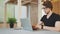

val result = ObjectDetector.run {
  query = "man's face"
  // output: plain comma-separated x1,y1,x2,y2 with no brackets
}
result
42,6,50,14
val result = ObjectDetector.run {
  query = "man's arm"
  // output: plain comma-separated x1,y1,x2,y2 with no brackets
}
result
35,21,44,29
37,21,44,25
43,21,60,32
32,21,44,30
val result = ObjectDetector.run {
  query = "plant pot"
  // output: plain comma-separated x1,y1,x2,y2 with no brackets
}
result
10,23,14,28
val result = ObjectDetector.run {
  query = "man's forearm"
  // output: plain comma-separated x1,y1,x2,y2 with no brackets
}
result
43,26,60,31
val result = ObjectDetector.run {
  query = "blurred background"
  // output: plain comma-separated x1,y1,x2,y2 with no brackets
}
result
0,0,60,28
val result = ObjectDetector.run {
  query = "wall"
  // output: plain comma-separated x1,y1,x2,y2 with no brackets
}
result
0,0,15,23
52,1,60,15
6,4,15,21
0,0,15,28
30,4,38,25
38,0,42,23
0,0,5,22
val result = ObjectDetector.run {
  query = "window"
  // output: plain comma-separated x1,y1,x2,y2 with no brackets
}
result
15,5,27,19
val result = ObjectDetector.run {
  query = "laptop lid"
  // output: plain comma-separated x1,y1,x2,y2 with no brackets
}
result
20,18,33,31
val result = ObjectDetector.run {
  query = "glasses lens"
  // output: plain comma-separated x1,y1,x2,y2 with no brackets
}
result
42,7,46,9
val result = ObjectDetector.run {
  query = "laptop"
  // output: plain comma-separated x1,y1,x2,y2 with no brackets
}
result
20,18,49,31
20,18,33,31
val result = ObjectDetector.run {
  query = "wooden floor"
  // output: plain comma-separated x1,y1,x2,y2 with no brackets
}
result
0,23,17,28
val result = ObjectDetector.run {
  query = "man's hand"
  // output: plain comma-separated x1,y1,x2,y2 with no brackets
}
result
32,25,38,30
32,24,42,30
32,21,44,30
36,24,42,29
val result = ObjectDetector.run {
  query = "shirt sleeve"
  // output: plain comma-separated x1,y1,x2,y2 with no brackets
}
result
40,15,46,21
55,15,60,21
57,16,60,21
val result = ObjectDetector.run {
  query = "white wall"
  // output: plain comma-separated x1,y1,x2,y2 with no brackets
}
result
38,0,42,23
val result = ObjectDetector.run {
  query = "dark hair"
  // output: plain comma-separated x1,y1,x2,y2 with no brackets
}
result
42,1,53,10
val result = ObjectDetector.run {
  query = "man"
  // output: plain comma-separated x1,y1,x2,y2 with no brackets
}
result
33,1,60,32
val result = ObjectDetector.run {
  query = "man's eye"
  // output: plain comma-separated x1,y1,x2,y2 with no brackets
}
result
42,8,46,9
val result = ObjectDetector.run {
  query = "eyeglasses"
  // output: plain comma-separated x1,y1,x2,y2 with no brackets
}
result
42,7,47,9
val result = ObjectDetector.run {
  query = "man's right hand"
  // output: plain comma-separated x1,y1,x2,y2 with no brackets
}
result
32,24,42,30
32,25,38,30
32,21,44,30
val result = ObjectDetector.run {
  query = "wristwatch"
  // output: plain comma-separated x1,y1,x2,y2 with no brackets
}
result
41,25,43,29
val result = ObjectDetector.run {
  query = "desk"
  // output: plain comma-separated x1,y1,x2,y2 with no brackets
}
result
0,28,60,34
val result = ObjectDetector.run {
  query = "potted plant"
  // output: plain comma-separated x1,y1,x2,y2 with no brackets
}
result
7,18,17,28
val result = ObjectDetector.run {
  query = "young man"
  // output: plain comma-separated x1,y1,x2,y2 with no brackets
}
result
33,1,60,32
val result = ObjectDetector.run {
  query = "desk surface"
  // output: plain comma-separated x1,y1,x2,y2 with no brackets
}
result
0,28,60,34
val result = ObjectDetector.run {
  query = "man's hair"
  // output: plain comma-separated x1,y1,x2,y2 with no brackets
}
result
42,1,53,10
